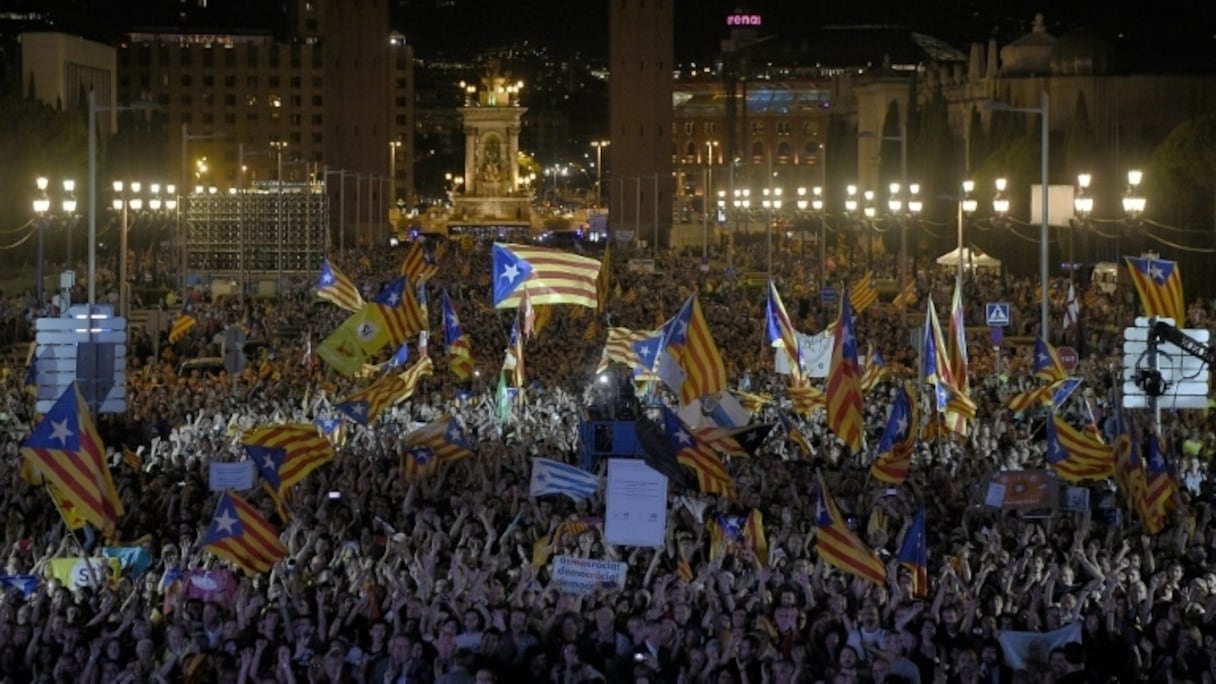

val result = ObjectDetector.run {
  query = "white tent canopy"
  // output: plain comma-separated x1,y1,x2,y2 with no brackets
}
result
936,246,1001,270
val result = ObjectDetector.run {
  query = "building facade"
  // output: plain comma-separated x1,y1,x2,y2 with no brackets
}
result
109,0,412,247
20,32,118,128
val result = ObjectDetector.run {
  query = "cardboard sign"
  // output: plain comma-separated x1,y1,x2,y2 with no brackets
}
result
209,461,256,492
986,470,1058,511
550,556,627,596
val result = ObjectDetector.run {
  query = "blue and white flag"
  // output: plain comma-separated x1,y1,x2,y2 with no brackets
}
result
1051,377,1083,407
998,621,1081,672
383,342,411,372
0,575,39,598
530,457,600,501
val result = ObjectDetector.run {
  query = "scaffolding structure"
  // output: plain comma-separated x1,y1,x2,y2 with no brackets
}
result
183,182,328,279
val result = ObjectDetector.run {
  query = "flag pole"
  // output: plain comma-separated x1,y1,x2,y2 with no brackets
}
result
43,482,106,588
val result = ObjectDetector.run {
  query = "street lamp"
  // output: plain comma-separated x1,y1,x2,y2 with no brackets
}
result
1120,169,1147,260
1123,170,1146,218
887,182,923,285
762,186,783,278
732,189,751,234
960,180,978,285
1070,173,1094,283
32,178,52,308
844,184,859,268
389,139,403,206
862,189,877,272
143,183,176,288
591,140,609,208
112,180,146,318
986,91,1050,340
702,140,718,260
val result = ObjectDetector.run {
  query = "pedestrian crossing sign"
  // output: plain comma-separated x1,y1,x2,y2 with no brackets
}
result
985,302,1010,327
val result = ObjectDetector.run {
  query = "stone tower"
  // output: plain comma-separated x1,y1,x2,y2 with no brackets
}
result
451,61,531,223
609,0,674,246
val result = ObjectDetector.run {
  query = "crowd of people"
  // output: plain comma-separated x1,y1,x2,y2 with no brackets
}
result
0,235,1214,684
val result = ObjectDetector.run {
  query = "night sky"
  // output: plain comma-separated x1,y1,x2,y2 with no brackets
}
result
13,0,1216,67
397,0,1216,65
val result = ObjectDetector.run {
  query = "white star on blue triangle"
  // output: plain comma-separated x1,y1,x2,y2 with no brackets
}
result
375,277,408,307
25,385,84,452
204,493,244,544
491,244,535,306
245,445,285,489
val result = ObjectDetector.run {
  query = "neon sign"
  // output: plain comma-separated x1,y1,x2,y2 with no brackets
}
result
726,14,762,27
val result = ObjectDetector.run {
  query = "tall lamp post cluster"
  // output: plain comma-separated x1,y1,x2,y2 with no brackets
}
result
1070,169,1148,264
886,183,923,286
112,181,177,318
32,177,78,310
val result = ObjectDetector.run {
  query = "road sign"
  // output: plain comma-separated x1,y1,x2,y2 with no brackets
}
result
34,306,126,414
991,326,1003,347
1057,346,1079,372
985,302,1010,327
820,287,837,304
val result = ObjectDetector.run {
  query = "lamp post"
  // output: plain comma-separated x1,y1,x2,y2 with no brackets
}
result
112,181,146,319
886,182,922,284
33,179,82,312
60,180,79,309
702,140,718,260
959,180,978,286
1071,173,1094,284
991,178,1012,285
146,183,177,289
32,178,52,308
732,189,751,233
591,141,609,208
844,184,859,269
862,189,877,273
987,92,1050,339
389,139,402,208
1121,170,1146,258
762,186,783,278
794,186,829,325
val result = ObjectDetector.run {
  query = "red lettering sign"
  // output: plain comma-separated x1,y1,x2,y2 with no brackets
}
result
726,14,762,27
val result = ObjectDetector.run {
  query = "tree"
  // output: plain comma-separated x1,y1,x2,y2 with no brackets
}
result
0,91,88,265
909,92,956,205
1148,115,1216,231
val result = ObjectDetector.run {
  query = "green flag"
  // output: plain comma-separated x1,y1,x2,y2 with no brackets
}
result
317,319,367,376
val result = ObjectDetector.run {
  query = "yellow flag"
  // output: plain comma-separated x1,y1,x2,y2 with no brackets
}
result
531,534,552,568
534,305,554,336
47,557,122,590
317,320,367,377
350,304,391,356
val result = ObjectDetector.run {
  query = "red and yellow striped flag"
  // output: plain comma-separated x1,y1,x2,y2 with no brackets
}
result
826,294,865,454
21,384,123,539
892,279,917,309
815,473,885,586
848,271,879,314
